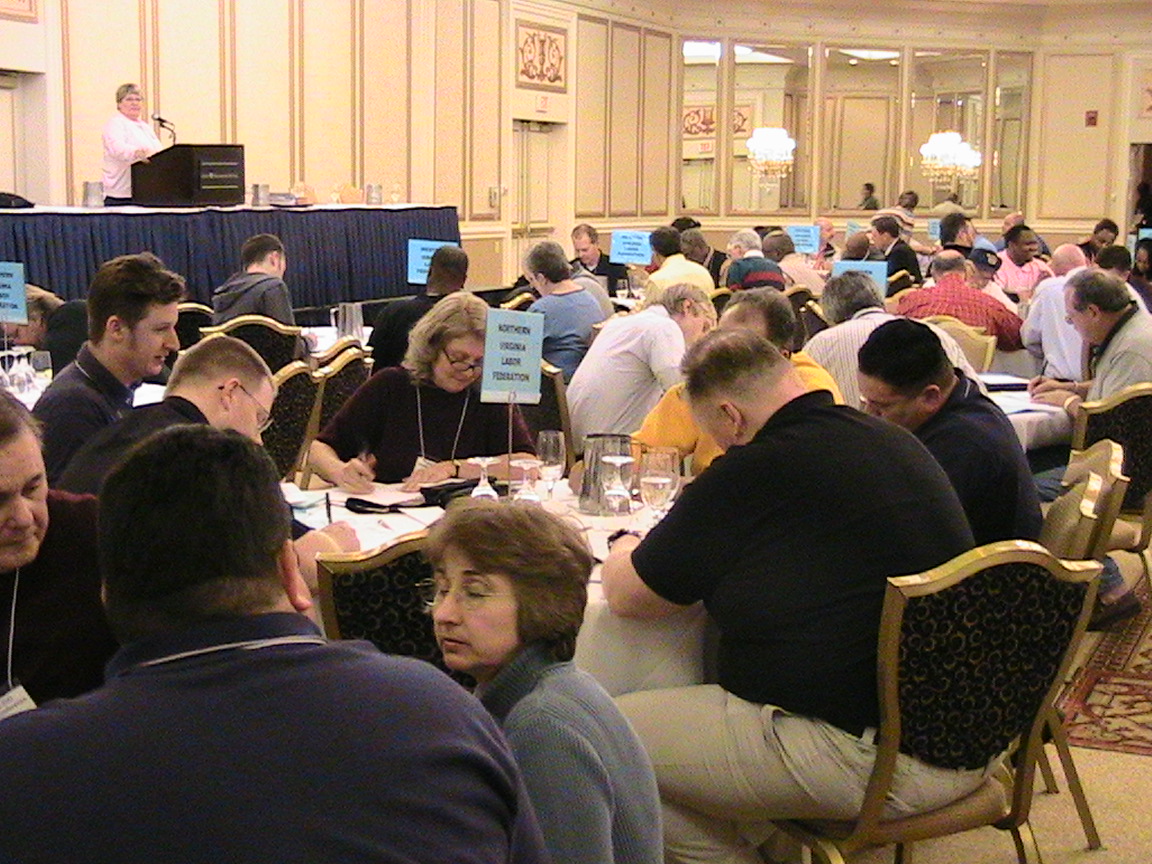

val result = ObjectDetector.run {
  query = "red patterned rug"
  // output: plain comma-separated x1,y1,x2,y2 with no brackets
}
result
1061,580,1152,756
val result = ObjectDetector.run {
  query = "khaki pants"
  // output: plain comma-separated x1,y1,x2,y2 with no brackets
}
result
616,685,988,864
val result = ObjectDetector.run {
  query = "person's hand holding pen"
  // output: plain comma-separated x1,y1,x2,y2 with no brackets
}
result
337,451,377,494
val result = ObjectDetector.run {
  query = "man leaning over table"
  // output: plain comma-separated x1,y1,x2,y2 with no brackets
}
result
0,425,548,864
603,329,978,864
1030,268,1152,628
32,252,183,483
55,335,357,599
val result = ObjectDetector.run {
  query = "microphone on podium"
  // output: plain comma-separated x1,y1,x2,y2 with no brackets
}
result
151,113,174,128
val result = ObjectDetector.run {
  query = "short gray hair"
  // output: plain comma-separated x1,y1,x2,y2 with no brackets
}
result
683,329,790,403
821,271,882,324
646,282,715,323
1068,269,1132,314
681,228,710,259
728,229,762,255
523,241,571,284
115,83,141,104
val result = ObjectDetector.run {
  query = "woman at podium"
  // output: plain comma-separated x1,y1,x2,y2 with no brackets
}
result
101,83,162,206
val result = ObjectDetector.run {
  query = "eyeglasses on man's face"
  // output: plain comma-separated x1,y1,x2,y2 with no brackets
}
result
221,382,274,432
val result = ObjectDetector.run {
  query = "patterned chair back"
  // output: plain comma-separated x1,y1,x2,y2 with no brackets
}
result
708,287,733,317
264,361,322,479
798,300,830,346
884,541,1098,773
783,286,813,352
1074,383,1152,511
317,533,465,682
201,314,303,373
316,347,373,434
516,360,576,471
175,303,213,350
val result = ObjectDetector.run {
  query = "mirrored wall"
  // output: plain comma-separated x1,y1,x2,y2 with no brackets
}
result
730,43,811,213
680,40,722,213
821,46,901,211
678,39,1031,218
992,52,1032,213
908,50,987,211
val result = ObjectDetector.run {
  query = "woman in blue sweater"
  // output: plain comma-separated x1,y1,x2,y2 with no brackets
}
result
427,500,662,864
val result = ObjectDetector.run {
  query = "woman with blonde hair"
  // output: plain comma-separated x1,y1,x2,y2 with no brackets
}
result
309,292,534,492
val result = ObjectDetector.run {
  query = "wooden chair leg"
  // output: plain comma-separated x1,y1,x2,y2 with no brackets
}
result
1048,708,1103,850
1010,821,1044,864
1037,741,1060,795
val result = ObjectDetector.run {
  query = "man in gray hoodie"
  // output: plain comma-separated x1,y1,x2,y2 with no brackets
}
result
211,234,296,325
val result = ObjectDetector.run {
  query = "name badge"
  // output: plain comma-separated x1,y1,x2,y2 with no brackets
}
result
0,683,36,721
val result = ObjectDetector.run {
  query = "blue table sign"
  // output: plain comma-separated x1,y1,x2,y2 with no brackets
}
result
786,225,820,255
0,262,27,325
609,230,653,265
845,220,864,238
406,239,458,284
831,260,889,299
1138,228,1152,242
927,219,941,242
480,308,543,405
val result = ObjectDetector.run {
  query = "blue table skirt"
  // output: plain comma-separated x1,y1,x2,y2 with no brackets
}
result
0,205,460,307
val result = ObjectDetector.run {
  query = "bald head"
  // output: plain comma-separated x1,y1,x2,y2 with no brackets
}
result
931,250,967,277
1049,244,1087,277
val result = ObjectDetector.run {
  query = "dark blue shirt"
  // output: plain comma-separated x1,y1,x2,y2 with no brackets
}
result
0,613,548,864
33,343,136,483
916,371,1043,545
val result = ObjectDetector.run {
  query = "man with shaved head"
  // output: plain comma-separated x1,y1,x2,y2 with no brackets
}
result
897,251,1023,350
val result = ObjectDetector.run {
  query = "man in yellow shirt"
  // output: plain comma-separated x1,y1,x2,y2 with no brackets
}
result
634,288,841,473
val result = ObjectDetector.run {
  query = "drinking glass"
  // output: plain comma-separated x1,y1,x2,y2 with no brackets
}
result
638,447,680,525
469,456,500,500
536,430,565,500
510,457,543,503
600,453,635,515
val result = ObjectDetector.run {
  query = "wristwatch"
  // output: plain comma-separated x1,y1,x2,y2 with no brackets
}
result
451,459,461,478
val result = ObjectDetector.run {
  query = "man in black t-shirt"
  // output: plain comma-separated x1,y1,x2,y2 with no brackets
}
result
603,329,977,862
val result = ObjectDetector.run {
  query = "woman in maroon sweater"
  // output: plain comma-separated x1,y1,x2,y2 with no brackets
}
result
309,293,534,492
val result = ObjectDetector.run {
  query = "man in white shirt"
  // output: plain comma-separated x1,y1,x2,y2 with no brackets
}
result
1022,244,1089,380
101,83,164,205
567,283,714,451
645,227,715,299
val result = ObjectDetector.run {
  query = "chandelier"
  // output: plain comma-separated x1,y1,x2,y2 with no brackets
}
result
919,131,982,187
746,127,796,185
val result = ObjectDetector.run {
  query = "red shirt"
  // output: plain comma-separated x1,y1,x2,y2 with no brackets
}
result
897,272,1024,350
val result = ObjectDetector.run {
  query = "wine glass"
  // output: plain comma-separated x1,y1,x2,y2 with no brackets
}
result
510,457,543,503
469,456,500,500
536,430,565,500
638,447,680,525
600,453,635,515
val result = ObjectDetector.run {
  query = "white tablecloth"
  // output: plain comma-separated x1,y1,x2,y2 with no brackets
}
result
290,481,708,696
981,374,1074,451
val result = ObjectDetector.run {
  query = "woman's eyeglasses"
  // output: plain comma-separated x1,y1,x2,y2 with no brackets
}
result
443,350,483,374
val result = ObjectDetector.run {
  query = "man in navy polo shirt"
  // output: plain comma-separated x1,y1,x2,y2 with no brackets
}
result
857,318,1042,545
0,426,546,864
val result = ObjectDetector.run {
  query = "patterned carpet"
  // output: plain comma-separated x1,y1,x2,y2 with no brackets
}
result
1061,579,1152,756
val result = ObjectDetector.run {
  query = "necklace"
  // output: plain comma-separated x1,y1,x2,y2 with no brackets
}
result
416,385,470,462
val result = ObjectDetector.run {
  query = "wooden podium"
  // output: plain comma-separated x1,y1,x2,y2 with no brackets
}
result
131,144,245,206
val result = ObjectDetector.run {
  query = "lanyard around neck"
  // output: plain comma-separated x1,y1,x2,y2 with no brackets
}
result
416,385,470,462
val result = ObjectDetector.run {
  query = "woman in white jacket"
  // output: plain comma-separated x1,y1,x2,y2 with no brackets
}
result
101,83,162,205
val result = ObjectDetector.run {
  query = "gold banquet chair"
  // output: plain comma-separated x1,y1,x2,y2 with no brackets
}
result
516,360,577,475
1073,384,1152,587
263,361,323,480
200,314,304,374
500,291,536,312
316,532,465,682
310,335,366,370
175,302,214,350
923,314,996,372
771,541,1101,864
